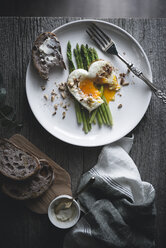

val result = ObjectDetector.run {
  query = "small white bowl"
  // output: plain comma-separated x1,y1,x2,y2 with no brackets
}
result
48,195,80,229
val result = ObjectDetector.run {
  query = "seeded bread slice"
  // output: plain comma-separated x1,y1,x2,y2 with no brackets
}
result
0,139,40,181
2,159,54,200
32,32,66,80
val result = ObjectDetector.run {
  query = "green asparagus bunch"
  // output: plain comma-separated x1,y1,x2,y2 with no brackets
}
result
66,42,113,134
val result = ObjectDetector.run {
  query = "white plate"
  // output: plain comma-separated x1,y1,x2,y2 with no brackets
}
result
26,19,152,147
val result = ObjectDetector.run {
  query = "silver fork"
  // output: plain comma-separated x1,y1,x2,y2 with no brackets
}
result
86,23,166,103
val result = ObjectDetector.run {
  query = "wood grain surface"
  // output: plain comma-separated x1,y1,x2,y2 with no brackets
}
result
1,0,166,18
0,17,166,248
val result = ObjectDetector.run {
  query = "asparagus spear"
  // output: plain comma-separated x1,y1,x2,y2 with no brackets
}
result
93,118,96,124
89,109,98,124
96,110,103,127
92,48,99,60
99,85,110,126
82,110,89,134
76,44,84,69
78,44,92,132
102,95,113,126
73,48,80,68
99,107,107,124
74,101,82,124
67,41,84,125
81,46,102,126
100,85,104,96
73,43,90,130
67,41,75,73
85,110,91,131
80,45,90,70
100,103,109,126
88,47,95,63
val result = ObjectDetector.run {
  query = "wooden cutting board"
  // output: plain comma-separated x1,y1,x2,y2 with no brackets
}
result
9,134,72,214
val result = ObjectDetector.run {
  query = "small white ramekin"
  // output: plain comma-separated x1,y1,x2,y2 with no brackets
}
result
48,195,80,229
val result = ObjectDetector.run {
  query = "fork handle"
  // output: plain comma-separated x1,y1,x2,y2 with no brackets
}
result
117,54,166,104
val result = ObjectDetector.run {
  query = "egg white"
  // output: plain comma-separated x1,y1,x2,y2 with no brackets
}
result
89,60,118,89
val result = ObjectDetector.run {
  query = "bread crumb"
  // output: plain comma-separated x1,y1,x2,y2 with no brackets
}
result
120,77,129,86
54,104,58,111
122,82,129,86
61,92,66,99
59,84,66,91
120,78,125,85
119,73,126,78
68,81,74,88
44,94,48,100
63,105,68,110
51,89,56,95
62,112,66,119
51,95,55,102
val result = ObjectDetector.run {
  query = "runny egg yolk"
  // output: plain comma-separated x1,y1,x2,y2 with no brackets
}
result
79,79,101,99
79,77,120,103
103,75,120,103
103,86,117,102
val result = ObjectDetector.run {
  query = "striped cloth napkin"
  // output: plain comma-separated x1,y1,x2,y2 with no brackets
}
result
63,136,156,248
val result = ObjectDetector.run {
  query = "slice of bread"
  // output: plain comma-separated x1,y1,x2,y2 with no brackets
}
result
32,32,66,80
2,159,54,200
0,139,40,181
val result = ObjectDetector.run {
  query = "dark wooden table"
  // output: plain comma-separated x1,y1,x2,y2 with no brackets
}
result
1,0,166,17
0,17,166,248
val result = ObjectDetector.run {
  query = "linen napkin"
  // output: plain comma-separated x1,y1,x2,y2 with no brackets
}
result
63,136,156,248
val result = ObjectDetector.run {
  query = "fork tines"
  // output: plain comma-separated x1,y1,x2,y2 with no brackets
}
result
86,23,114,52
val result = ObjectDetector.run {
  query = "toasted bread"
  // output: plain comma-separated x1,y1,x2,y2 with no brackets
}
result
0,139,40,181
32,32,66,80
2,159,54,200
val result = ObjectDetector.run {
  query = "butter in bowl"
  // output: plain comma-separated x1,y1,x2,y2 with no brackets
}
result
48,195,80,229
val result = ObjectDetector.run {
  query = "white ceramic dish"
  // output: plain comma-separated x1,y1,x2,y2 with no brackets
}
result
48,195,80,229
26,19,152,147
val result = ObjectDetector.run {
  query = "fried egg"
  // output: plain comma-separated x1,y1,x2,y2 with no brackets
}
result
67,60,120,112
67,69,103,112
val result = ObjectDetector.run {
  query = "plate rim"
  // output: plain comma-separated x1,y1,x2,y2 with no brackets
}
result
26,19,152,147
